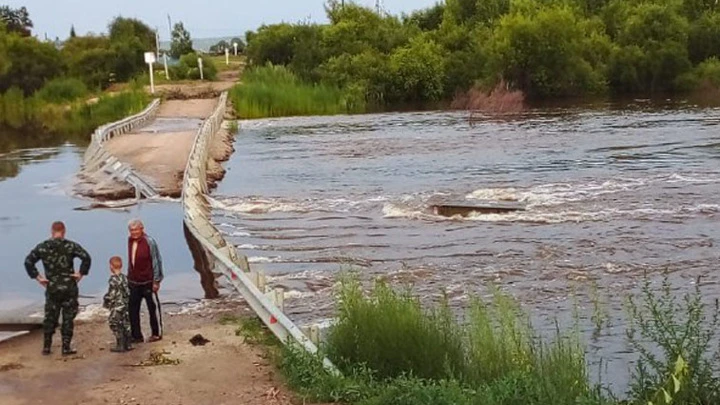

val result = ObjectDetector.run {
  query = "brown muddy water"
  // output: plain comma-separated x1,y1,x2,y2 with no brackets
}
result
1,101,719,391
211,102,720,391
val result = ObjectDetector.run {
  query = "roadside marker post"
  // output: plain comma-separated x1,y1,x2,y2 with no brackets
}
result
144,51,156,94
198,57,204,81
233,42,238,56
225,48,229,65
163,53,170,80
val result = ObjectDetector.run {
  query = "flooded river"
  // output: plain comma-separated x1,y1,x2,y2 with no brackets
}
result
0,137,203,317
211,102,720,390
1,101,719,390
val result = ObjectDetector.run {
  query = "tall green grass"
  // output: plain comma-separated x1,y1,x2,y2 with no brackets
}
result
283,276,607,405
0,87,149,137
230,273,720,405
44,90,150,136
230,64,364,118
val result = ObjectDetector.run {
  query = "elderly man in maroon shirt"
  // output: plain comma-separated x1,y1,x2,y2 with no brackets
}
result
127,219,164,343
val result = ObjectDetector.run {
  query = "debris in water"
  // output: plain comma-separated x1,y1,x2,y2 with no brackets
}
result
189,334,210,346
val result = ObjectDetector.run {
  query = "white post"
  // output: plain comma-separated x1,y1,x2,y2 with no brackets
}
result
144,52,156,94
198,57,204,80
155,29,160,59
149,63,155,94
225,48,229,65
163,53,170,80
233,42,238,56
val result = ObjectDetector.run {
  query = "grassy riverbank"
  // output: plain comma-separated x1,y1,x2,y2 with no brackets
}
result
228,275,720,405
229,65,364,119
0,85,150,137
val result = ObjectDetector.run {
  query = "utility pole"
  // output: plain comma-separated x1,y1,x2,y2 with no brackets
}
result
155,28,160,59
167,14,172,39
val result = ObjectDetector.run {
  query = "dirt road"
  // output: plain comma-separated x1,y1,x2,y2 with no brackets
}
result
0,301,295,405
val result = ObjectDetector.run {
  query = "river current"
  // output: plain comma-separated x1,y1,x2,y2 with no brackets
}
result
1,101,719,389
211,103,720,390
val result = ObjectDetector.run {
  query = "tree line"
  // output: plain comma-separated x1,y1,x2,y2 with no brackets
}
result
0,6,206,99
242,0,720,104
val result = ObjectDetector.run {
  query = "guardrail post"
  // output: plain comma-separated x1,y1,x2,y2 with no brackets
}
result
309,325,320,346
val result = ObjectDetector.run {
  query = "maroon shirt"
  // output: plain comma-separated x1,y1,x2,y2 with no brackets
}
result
128,236,153,285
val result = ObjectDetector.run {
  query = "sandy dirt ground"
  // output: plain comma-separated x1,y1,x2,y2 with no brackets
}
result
103,132,196,197
157,99,219,119
0,301,296,405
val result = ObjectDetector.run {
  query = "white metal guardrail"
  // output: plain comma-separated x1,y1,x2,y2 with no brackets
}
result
181,92,337,373
82,99,161,198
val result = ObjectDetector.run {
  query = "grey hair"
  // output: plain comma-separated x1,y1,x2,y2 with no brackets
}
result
128,218,144,229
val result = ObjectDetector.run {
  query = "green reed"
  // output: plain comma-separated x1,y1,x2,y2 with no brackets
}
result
230,64,365,118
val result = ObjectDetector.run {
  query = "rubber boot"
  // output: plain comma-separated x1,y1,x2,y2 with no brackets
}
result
61,338,77,356
123,332,134,351
110,336,125,353
42,333,52,356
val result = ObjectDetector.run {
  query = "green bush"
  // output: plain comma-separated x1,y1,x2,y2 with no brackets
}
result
676,57,720,90
169,53,218,81
626,275,720,404
35,77,88,104
0,86,34,129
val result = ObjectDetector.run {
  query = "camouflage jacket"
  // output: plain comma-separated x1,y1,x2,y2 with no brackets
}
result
103,273,130,312
24,238,91,293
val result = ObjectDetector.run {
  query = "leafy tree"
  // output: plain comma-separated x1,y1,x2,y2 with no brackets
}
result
246,23,297,66
444,0,509,27
403,3,445,31
0,25,10,76
169,22,193,58
62,35,116,89
610,1,691,93
487,5,609,97
0,6,32,36
688,11,720,63
230,37,245,53
322,2,411,56
321,49,391,102
209,40,230,55
109,17,155,50
0,34,63,95
108,17,157,82
388,35,446,101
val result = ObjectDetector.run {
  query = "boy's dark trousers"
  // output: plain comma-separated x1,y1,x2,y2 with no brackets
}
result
128,283,160,340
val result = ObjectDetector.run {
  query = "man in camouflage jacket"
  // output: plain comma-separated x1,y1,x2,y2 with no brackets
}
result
24,221,91,355
103,256,132,352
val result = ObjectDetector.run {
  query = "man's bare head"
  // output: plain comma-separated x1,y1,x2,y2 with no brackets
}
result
128,219,144,240
51,221,66,238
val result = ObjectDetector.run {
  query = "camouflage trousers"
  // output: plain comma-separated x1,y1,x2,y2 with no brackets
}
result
109,308,131,339
44,288,79,342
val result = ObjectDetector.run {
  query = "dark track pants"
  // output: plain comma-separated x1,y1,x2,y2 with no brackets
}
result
129,283,161,340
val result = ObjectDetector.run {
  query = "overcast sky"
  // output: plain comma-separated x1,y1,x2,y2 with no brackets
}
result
7,0,440,41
